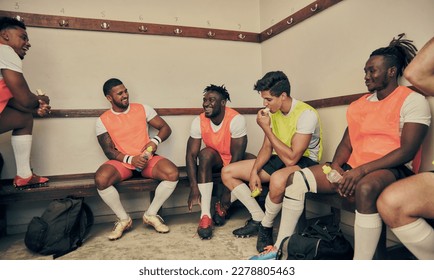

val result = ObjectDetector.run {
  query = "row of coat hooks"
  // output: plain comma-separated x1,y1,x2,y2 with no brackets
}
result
10,12,254,42
7,0,342,43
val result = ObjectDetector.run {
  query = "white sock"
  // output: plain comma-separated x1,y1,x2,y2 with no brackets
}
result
230,191,237,203
98,186,129,220
274,196,304,248
353,211,383,260
392,218,434,260
232,183,264,222
261,194,282,228
146,180,178,216
273,169,316,248
11,135,33,178
198,182,213,218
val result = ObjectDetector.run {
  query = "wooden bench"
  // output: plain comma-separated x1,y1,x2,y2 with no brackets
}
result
0,166,221,237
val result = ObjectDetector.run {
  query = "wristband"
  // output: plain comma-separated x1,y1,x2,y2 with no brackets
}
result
153,135,162,144
123,155,133,164
150,138,159,146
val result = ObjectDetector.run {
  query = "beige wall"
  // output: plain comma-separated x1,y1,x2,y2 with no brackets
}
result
261,0,434,169
260,0,434,243
0,0,263,178
1,0,434,235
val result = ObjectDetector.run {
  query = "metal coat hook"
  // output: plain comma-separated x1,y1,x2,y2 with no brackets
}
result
207,31,216,38
266,29,273,36
238,33,246,40
174,28,182,35
138,25,148,32
310,3,319,12
286,17,293,25
101,22,110,29
59,19,69,27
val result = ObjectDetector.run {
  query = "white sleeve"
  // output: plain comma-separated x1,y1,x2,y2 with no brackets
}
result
230,114,247,138
143,104,158,122
296,110,318,134
0,45,22,77
95,117,107,136
189,116,202,139
401,92,431,126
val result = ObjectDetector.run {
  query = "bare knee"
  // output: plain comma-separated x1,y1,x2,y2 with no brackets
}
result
355,182,384,212
94,165,119,190
94,172,112,190
12,111,34,134
269,173,287,202
197,148,215,167
221,165,233,184
377,188,401,222
165,167,179,182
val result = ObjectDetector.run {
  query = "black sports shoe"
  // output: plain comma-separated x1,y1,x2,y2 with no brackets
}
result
212,202,230,226
232,219,260,238
197,215,213,239
256,224,273,252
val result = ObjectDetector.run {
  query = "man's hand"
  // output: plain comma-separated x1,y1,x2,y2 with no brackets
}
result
256,108,271,130
36,100,51,117
248,172,262,192
188,188,201,211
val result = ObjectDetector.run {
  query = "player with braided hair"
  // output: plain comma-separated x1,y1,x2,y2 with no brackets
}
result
249,34,431,260
377,37,434,260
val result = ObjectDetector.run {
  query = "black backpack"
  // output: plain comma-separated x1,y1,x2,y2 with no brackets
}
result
276,220,353,260
24,197,94,259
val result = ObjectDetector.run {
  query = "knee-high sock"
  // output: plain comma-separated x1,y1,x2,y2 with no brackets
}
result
11,135,33,178
274,197,304,248
274,169,317,248
232,183,264,221
198,182,213,218
261,194,282,228
230,191,237,203
146,180,178,216
98,186,129,220
353,211,383,260
392,218,434,260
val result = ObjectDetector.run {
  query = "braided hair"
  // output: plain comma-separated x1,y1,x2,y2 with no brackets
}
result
370,33,418,77
203,84,231,102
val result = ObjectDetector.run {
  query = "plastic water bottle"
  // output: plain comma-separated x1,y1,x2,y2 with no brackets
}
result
136,146,153,172
322,165,342,183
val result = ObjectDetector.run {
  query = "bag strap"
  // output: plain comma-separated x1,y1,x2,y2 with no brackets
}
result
305,224,334,242
298,170,311,192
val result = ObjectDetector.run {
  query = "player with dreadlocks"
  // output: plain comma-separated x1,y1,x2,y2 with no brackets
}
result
249,34,431,260
186,84,254,239
377,36,434,260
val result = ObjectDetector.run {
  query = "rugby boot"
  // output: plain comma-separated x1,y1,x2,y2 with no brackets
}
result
212,201,230,226
143,214,169,233
256,224,274,252
232,218,260,238
108,217,133,240
197,215,213,239
13,173,49,188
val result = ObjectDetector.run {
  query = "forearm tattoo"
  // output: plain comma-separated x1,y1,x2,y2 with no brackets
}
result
97,133,120,160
